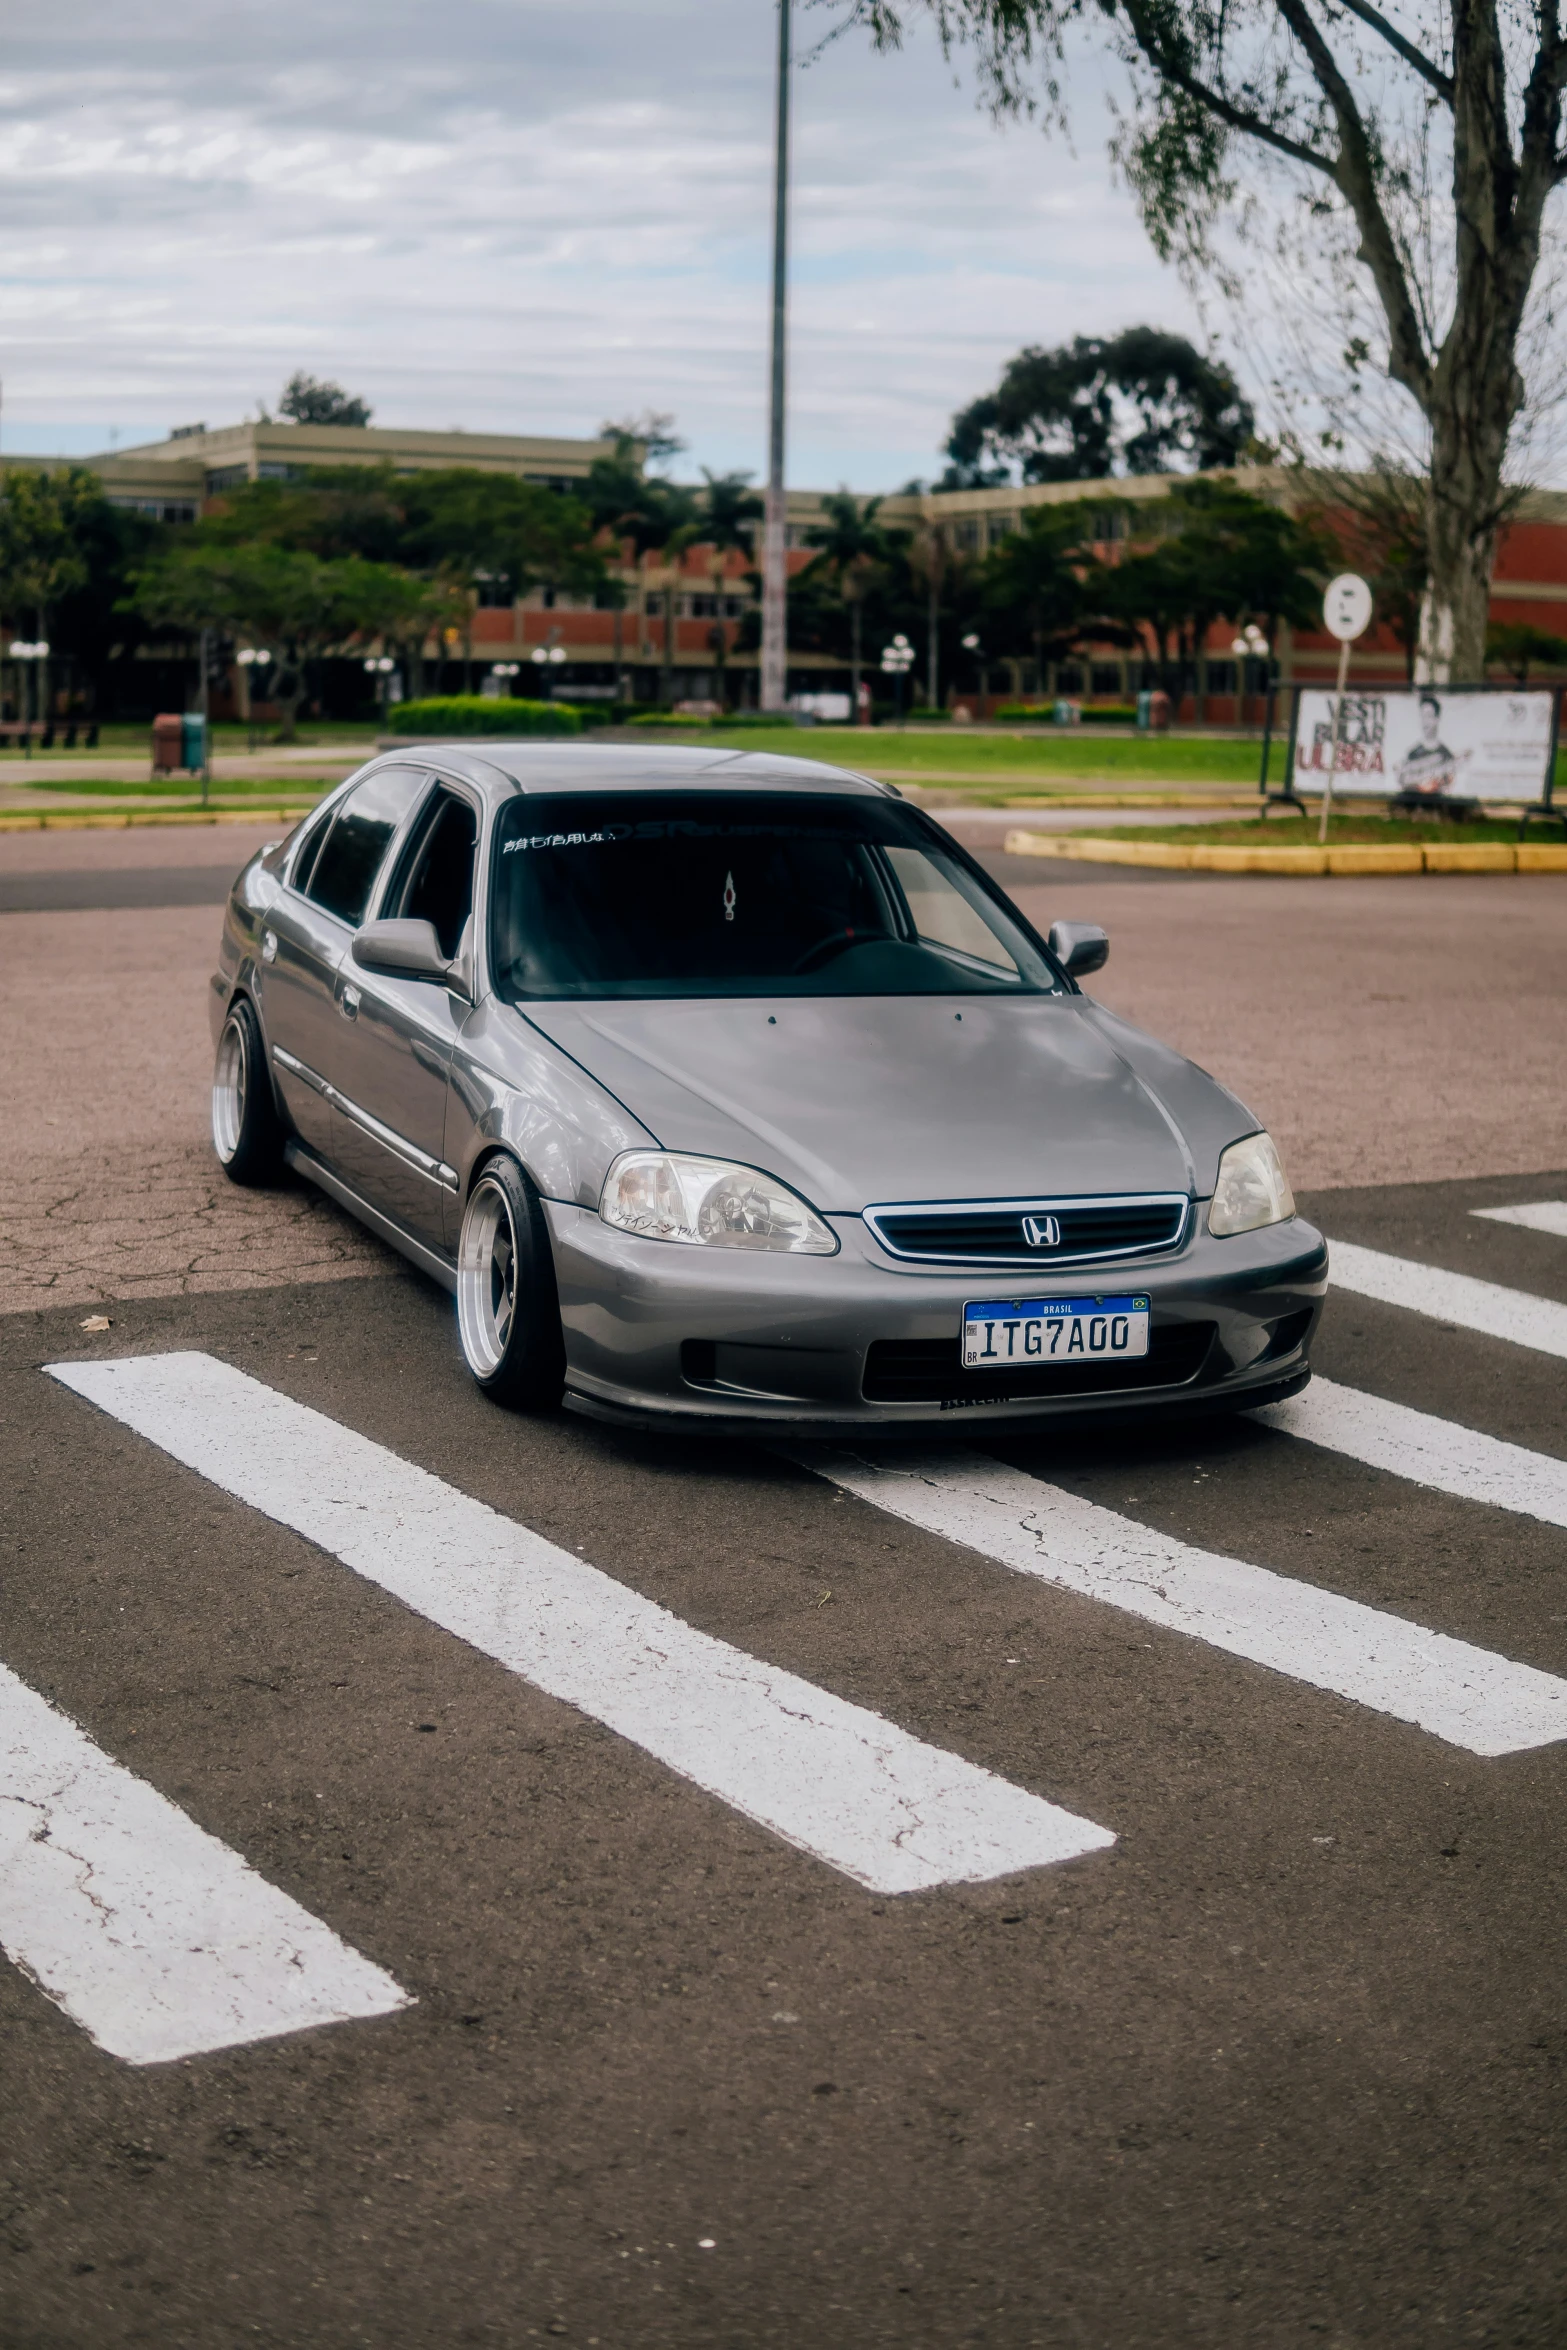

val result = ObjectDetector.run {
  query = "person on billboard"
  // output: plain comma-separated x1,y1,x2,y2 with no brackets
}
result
1395,692,1470,797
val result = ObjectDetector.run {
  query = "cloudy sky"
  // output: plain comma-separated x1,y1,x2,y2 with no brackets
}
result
0,0,1204,489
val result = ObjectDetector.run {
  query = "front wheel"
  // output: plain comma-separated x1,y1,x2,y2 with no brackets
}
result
211,997,286,1185
456,1158,566,1410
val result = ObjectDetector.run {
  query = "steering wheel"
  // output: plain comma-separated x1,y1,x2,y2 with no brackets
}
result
789,928,868,975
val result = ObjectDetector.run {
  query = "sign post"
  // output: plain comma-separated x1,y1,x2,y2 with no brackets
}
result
1317,574,1374,843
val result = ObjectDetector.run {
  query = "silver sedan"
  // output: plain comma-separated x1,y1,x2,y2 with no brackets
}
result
210,742,1326,1432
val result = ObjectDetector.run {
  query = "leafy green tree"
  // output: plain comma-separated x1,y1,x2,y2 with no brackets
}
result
1486,620,1567,681
1096,480,1325,694
946,329,1254,486
0,466,158,714
0,467,96,637
278,373,373,428
688,470,764,708
130,544,432,738
803,491,904,710
851,0,1567,681
979,504,1098,683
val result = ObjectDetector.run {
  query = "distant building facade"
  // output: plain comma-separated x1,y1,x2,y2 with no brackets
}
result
6,418,1567,718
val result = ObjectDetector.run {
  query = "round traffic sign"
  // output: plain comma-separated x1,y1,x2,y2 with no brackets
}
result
1323,573,1373,642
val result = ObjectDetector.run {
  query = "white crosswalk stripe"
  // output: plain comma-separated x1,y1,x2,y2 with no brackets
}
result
1471,1200,1567,1238
794,1450,1567,1757
1250,1375,1567,1531
0,1659,409,2066
47,1352,1114,1896
1328,1238,1567,1359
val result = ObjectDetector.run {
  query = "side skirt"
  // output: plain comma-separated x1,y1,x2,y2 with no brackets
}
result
284,1140,458,1296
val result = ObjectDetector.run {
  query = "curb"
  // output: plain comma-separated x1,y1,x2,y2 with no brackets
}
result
1004,831,1567,875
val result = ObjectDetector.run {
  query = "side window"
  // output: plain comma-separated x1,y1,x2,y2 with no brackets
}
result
305,766,427,928
289,805,335,897
392,792,479,961
882,845,1021,976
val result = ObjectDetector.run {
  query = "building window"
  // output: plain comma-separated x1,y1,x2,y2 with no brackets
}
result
474,574,513,608
1205,660,1238,694
256,462,300,482
1056,663,1083,693
205,465,249,493
953,519,982,552
1090,663,1122,696
1089,507,1126,542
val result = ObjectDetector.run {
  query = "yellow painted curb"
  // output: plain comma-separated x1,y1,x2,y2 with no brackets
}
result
1192,844,1327,874
1325,845,1424,874
1517,842,1567,871
1421,842,1516,872
1003,832,1198,866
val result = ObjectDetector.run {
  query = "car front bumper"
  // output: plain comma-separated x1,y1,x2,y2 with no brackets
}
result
545,1202,1328,1436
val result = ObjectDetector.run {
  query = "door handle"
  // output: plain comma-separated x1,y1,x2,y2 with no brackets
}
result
261,928,278,965
340,984,361,1020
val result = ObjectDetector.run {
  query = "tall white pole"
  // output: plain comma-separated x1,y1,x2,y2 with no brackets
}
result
760,0,791,714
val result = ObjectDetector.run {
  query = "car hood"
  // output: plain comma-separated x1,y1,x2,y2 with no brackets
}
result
521,995,1249,1212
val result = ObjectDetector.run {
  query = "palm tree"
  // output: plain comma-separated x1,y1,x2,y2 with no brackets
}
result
803,490,895,715
689,470,764,710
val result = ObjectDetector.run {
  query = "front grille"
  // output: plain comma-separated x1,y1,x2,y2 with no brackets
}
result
864,1193,1189,1267
862,1320,1215,1405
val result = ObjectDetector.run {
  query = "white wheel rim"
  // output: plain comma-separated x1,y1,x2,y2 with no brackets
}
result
458,1178,519,1377
212,1014,246,1163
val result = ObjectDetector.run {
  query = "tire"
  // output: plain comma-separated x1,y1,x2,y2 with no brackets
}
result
211,996,286,1186
456,1157,566,1410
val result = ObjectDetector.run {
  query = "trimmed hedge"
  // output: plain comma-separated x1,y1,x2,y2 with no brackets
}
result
388,696,583,737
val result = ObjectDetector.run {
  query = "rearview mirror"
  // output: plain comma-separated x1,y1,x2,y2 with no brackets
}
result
351,917,452,984
1047,920,1109,979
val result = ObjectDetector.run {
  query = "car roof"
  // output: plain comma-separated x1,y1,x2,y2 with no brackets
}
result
383,741,893,803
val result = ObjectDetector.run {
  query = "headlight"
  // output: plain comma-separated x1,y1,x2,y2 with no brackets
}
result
599,1151,838,1255
1208,1131,1296,1237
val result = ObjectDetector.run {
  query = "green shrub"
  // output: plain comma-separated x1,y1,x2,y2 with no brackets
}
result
907,705,950,721
628,708,790,730
388,696,582,737
994,700,1140,724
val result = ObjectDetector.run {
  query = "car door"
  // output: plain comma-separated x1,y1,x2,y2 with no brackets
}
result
327,782,480,1249
261,764,430,1171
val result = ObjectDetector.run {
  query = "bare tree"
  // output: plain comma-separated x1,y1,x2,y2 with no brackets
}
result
850,0,1567,680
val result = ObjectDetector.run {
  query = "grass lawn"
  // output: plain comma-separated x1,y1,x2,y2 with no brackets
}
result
0,719,376,763
686,726,1272,785
1069,812,1535,847
23,777,329,801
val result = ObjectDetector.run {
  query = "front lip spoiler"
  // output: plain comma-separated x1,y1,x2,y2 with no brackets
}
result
559,1358,1313,1444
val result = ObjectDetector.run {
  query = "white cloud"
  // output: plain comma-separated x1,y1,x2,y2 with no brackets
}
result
0,1,1204,487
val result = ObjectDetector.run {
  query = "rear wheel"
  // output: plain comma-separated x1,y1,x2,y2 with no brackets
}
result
211,997,286,1185
456,1157,566,1410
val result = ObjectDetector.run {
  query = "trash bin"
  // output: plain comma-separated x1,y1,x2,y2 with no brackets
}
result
1147,689,1171,733
181,713,206,771
1053,698,1082,726
152,713,183,774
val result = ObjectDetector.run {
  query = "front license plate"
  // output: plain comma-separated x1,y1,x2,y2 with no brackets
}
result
961,1294,1151,1370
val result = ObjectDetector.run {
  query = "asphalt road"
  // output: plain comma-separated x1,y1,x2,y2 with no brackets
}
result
5,1169,1567,2348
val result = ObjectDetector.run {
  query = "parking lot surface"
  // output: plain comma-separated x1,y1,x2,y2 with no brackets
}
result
4,827,1567,2345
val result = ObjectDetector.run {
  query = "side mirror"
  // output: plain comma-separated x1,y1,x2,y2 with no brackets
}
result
352,917,452,984
1047,920,1109,979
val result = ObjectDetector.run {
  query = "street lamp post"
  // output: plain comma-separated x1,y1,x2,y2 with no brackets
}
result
760,0,792,714
880,633,915,728
960,631,984,716
363,654,397,733
236,647,272,752
8,639,49,759
530,643,568,698
490,661,521,701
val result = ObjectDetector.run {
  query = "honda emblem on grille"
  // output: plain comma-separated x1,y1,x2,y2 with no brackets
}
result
1021,1213,1062,1249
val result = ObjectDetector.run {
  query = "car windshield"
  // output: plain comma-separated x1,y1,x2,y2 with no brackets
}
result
489,791,1061,1001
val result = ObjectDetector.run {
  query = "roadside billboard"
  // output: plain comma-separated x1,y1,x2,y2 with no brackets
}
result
1287,686,1557,804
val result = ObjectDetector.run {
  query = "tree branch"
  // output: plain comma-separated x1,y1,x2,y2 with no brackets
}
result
1271,0,1435,403
1118,0,1337,173
1332,0,1453,99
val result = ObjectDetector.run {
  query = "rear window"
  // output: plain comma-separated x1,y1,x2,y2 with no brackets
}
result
489,791,1060,1001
